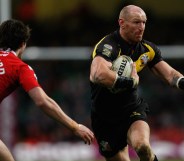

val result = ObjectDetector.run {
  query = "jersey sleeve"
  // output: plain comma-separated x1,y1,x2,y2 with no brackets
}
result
91,36,119,62
147,42,163,68
19,64,40,92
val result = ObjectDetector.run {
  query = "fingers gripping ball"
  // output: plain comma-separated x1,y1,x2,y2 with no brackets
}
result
111,55,133,78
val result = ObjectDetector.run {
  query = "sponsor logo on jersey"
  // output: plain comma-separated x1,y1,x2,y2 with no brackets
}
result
135,43,155,72
140,54,149,65
102,44,112,57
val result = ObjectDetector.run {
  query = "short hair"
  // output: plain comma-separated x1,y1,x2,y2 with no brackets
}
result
119,6,129,20
119,5,132,20
0,19,31,51
119,5,146,20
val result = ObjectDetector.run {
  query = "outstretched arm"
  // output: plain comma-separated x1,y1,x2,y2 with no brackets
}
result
151,60,184,89
28,87,94,145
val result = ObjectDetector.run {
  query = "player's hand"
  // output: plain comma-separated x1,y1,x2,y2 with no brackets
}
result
73,124,94,145
131,63,139,88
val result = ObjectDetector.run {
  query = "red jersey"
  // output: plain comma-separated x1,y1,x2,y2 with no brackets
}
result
0,50,40,102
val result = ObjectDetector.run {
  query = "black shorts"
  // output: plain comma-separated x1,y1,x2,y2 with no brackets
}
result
91,100,149,158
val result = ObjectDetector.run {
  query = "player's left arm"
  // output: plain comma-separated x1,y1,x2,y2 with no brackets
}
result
151,60,184,89
28,87,94,145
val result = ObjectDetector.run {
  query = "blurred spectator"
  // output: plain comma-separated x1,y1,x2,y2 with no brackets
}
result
15,0,36,22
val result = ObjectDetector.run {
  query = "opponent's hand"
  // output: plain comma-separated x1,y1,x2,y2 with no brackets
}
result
131,63,139,88
73,124,94,145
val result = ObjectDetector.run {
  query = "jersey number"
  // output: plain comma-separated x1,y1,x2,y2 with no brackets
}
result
0,61,5,74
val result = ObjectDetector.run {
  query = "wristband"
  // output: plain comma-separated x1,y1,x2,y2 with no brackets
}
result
112,73,135,90
176,77,184,90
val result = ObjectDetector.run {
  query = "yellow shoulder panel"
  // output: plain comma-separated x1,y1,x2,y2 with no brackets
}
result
135,43,155,72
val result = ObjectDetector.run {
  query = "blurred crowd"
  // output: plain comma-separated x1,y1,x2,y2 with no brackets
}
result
11,0,184,47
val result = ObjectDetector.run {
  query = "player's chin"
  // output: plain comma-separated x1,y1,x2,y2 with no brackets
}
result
135,36,143,42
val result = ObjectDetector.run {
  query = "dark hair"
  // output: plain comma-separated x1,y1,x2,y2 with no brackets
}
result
0,19,31,51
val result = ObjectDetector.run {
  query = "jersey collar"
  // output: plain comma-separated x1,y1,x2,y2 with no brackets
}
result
11,50,17,56
114,30,138,56
0,48,17,56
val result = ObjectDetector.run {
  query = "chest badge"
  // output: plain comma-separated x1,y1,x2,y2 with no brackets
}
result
140,54,149,65
136,53,150,72
135,43,155,72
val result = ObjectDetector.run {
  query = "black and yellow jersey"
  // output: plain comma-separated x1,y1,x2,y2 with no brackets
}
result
90,30,163,119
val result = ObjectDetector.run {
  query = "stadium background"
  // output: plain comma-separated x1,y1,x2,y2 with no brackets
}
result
0,0,184,161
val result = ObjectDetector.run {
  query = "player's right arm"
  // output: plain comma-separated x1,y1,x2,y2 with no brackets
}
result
90,56,116,88
90,56,138,89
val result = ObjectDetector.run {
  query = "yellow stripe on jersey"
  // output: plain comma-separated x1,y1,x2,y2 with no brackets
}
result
92,36,106,59
118,48,122,57
135,43,155,72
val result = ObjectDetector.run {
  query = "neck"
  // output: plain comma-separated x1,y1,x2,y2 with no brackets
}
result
119,29,138,45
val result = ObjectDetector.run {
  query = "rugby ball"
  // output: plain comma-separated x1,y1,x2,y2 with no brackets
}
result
111,55,133,78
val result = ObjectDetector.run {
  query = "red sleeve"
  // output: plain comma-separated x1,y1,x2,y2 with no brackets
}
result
19,64,40,92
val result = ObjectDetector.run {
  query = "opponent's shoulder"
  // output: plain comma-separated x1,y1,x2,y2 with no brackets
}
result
6,52,32,73
0,50,25,66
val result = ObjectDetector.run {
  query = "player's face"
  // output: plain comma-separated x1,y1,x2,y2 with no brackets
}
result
121,11,147,44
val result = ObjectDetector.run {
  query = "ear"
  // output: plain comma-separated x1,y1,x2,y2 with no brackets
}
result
118,19,125,28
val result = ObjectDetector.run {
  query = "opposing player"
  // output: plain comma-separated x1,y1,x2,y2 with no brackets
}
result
0,19,94,161
90,5,184,161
